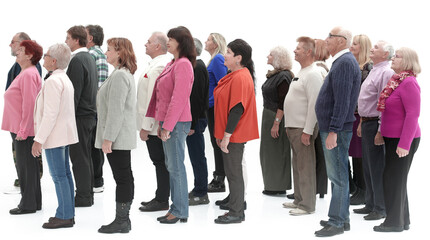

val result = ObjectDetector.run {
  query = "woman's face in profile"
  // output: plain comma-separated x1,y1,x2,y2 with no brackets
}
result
167,38,179,57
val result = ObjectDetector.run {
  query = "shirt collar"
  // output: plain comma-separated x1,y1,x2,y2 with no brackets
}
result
331,48,350,63
71,47,88,57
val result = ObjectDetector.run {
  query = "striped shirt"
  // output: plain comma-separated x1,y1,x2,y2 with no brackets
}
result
89,46,108,87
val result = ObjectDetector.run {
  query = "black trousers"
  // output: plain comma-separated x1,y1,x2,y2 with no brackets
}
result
383,137,420,228
361,120,385,213
315,132,327,195
106,150,134,203
207,107,225,177
69,116,96,204
146,135,170,202
223,142,245,217
11,133,41,211
91,122,104,188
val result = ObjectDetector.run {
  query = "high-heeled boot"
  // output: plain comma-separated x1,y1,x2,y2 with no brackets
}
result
98,202,132,233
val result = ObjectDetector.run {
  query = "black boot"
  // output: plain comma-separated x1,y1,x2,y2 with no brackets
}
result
208,174,225,193
98,202,132,234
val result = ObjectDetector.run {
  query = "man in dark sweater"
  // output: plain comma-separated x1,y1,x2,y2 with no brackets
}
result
186,38,210,205
314,27,361,237
65,25,98,207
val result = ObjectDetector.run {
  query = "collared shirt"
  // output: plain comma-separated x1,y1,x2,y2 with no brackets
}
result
331,48,350,63
358,61,394,117
71,47,88,57
89,46,109,87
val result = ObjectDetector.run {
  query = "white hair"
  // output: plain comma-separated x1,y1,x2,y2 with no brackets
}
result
48,43,71,69
378,40,394,60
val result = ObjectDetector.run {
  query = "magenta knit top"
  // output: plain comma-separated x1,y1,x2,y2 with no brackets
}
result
380,76,421,150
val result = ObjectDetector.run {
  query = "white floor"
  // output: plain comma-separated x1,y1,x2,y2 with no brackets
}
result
0,132,427,240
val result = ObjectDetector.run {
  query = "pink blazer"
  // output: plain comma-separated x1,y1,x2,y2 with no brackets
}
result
146,57,194,131
33,69,79,149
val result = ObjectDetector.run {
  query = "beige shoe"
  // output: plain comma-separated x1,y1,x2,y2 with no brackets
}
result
282,202,298,208
289,208,314,216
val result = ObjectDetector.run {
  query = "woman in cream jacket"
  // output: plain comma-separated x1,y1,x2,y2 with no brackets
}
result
32,43,78,229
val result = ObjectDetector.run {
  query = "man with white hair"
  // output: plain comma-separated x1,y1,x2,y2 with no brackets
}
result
353,41,395,221
137,32,172,212
314,26,361,237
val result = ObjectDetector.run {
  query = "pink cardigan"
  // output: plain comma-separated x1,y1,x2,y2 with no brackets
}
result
2,66,41,139
33,69,78,149
146,57,193,131
380,76,421,150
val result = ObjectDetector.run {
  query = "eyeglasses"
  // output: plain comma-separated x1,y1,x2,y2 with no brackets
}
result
328,33,347,40
43,54,51,58
10,40,21,44
393,54,402,59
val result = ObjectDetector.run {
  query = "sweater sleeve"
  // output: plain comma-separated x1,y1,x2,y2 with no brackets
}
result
18,70,40,139
303,72,323,135
225,103,244,133
398,79,420,150
329,61,359,132
66,58,85,111
212,55,228,82
190,62,209,130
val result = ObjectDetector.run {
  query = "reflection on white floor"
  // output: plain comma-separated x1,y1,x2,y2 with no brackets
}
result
0,133,426,240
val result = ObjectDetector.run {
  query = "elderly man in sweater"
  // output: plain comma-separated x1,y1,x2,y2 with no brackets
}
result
315,27,361,237
283,37,323,216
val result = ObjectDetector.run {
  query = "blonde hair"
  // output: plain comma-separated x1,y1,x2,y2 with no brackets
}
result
208,33,227,64
396,47,421,75
270,46,292,70
314,39,329,61
352,34,372,69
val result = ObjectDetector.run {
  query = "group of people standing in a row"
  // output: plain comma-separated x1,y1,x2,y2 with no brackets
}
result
2,25,420,238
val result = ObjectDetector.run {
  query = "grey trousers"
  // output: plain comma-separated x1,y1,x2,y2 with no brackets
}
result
223,142,245,217
286,127,317,212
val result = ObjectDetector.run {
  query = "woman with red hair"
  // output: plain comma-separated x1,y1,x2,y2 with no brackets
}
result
96,37,137,233
2,40,43,215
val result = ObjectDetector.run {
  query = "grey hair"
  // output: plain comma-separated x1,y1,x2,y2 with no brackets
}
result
17,32,31,41
270,46,293,70
152,32,168,53
378,40,394,60
337,27,352,48
48,43,71,70
194,38,203,56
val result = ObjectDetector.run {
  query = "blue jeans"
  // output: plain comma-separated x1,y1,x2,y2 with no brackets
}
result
162,121,191,218
320,131,352,228
186,118,208,196
45,146,75,219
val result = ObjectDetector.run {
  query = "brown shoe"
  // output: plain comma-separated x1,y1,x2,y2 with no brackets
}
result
42,217,74,229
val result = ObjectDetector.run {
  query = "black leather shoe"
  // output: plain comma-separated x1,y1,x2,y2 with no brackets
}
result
207,180,225,192
220,201,247,210
9,207,36,215
315,225,344,237
262,190,286,196
139,199,169,212
159,215,187,224
215,195,229,206
214,213,244,224
373,223,403,232
353,206,371,214
286,193,295,199
364,211,386,221
350,188,365,205
320,220,350,231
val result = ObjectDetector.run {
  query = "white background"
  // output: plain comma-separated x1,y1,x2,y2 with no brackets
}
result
0,0,428,239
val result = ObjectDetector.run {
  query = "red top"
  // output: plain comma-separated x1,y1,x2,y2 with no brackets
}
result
214,68,259,143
